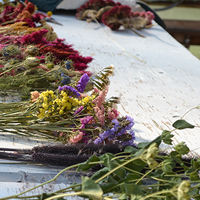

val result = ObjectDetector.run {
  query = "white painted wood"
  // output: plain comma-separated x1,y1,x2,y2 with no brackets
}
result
49,13,200,157
0,11,200,196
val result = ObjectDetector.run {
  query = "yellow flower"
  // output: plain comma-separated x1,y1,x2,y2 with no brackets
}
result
81,97,90,105
87,106,92,110
47,11,53,17
59,109,64,115
72,99,79,107
65,103,72,110
38,108,45,118
42,103,48,110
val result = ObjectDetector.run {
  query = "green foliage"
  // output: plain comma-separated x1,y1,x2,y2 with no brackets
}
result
172,119,195,130
77,155,100,172
2,102,200,200
79,176,103,200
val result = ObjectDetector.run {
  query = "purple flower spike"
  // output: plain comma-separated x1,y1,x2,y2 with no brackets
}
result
58,85,80,97
77,73,89,93
73,106,84,116
80,116,93,124
94,137,103,145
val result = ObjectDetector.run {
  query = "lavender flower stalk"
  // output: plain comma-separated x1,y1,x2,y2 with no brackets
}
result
73,106,84,116
58,85,80,97
94,116,136,146
77,73,89,93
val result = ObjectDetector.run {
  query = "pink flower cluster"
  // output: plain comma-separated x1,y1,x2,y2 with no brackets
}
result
70,116,93,143
107,108,119,120
93,87,109,126
131,11,155,25
93,87,108,107
69,131,83,144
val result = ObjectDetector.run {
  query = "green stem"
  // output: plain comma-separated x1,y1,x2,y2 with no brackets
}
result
135,163,160,185
95,156,139,183
181,107,196,119
141,189,174,200
111,154,131,161
45,192,81,200
0,163,81,200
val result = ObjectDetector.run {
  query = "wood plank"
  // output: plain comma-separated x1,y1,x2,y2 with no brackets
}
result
49,14,200,158
144,0,200,8
164,20,200,46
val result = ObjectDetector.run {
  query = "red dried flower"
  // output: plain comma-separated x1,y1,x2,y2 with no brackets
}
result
76,0,121,20
32,13,46,23
0,5,15,18
21,29,48,44
14,2,25,13
24,0,35,14
130,11,155,27
102,5,131,30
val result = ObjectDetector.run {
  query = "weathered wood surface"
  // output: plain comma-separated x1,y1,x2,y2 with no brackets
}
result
0,11,200,197
50,13,200,157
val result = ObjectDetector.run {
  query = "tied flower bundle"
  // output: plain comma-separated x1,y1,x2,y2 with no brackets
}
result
0,42,92,99
0,65,136,146
0,1,93,98
0,0,41,26
76,0,155,36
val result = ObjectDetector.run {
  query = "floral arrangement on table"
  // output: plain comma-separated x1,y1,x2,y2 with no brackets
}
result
76,0,155,36
0,64,136,146
0,0,93,99
1,113,200,200
1,1,200,200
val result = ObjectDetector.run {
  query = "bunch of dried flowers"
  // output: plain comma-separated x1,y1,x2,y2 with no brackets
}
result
0,65,136,147
76,0,155,35
0,1,93,97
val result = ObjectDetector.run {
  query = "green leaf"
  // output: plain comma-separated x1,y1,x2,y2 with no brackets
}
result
125,159,146,173
161,130,174,145
100,182,119,193
172,119,195,130
124,173,142,185
131,194,143,200
120,183,144,196
124,146,138,154
192,159,200,169
100,153,126,178
137,135,162,151
79,176,103,200
91,167,110,181
190,171,200,181
77,155,100,172
189,188,200,197
174,142,190,155
137,142,150,149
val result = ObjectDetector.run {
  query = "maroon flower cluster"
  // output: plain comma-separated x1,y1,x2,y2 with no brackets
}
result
0,1,37,26
131,11,155,26
76,0,155,31
0,28,93,71
76,0,121,19
102,5,131,30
